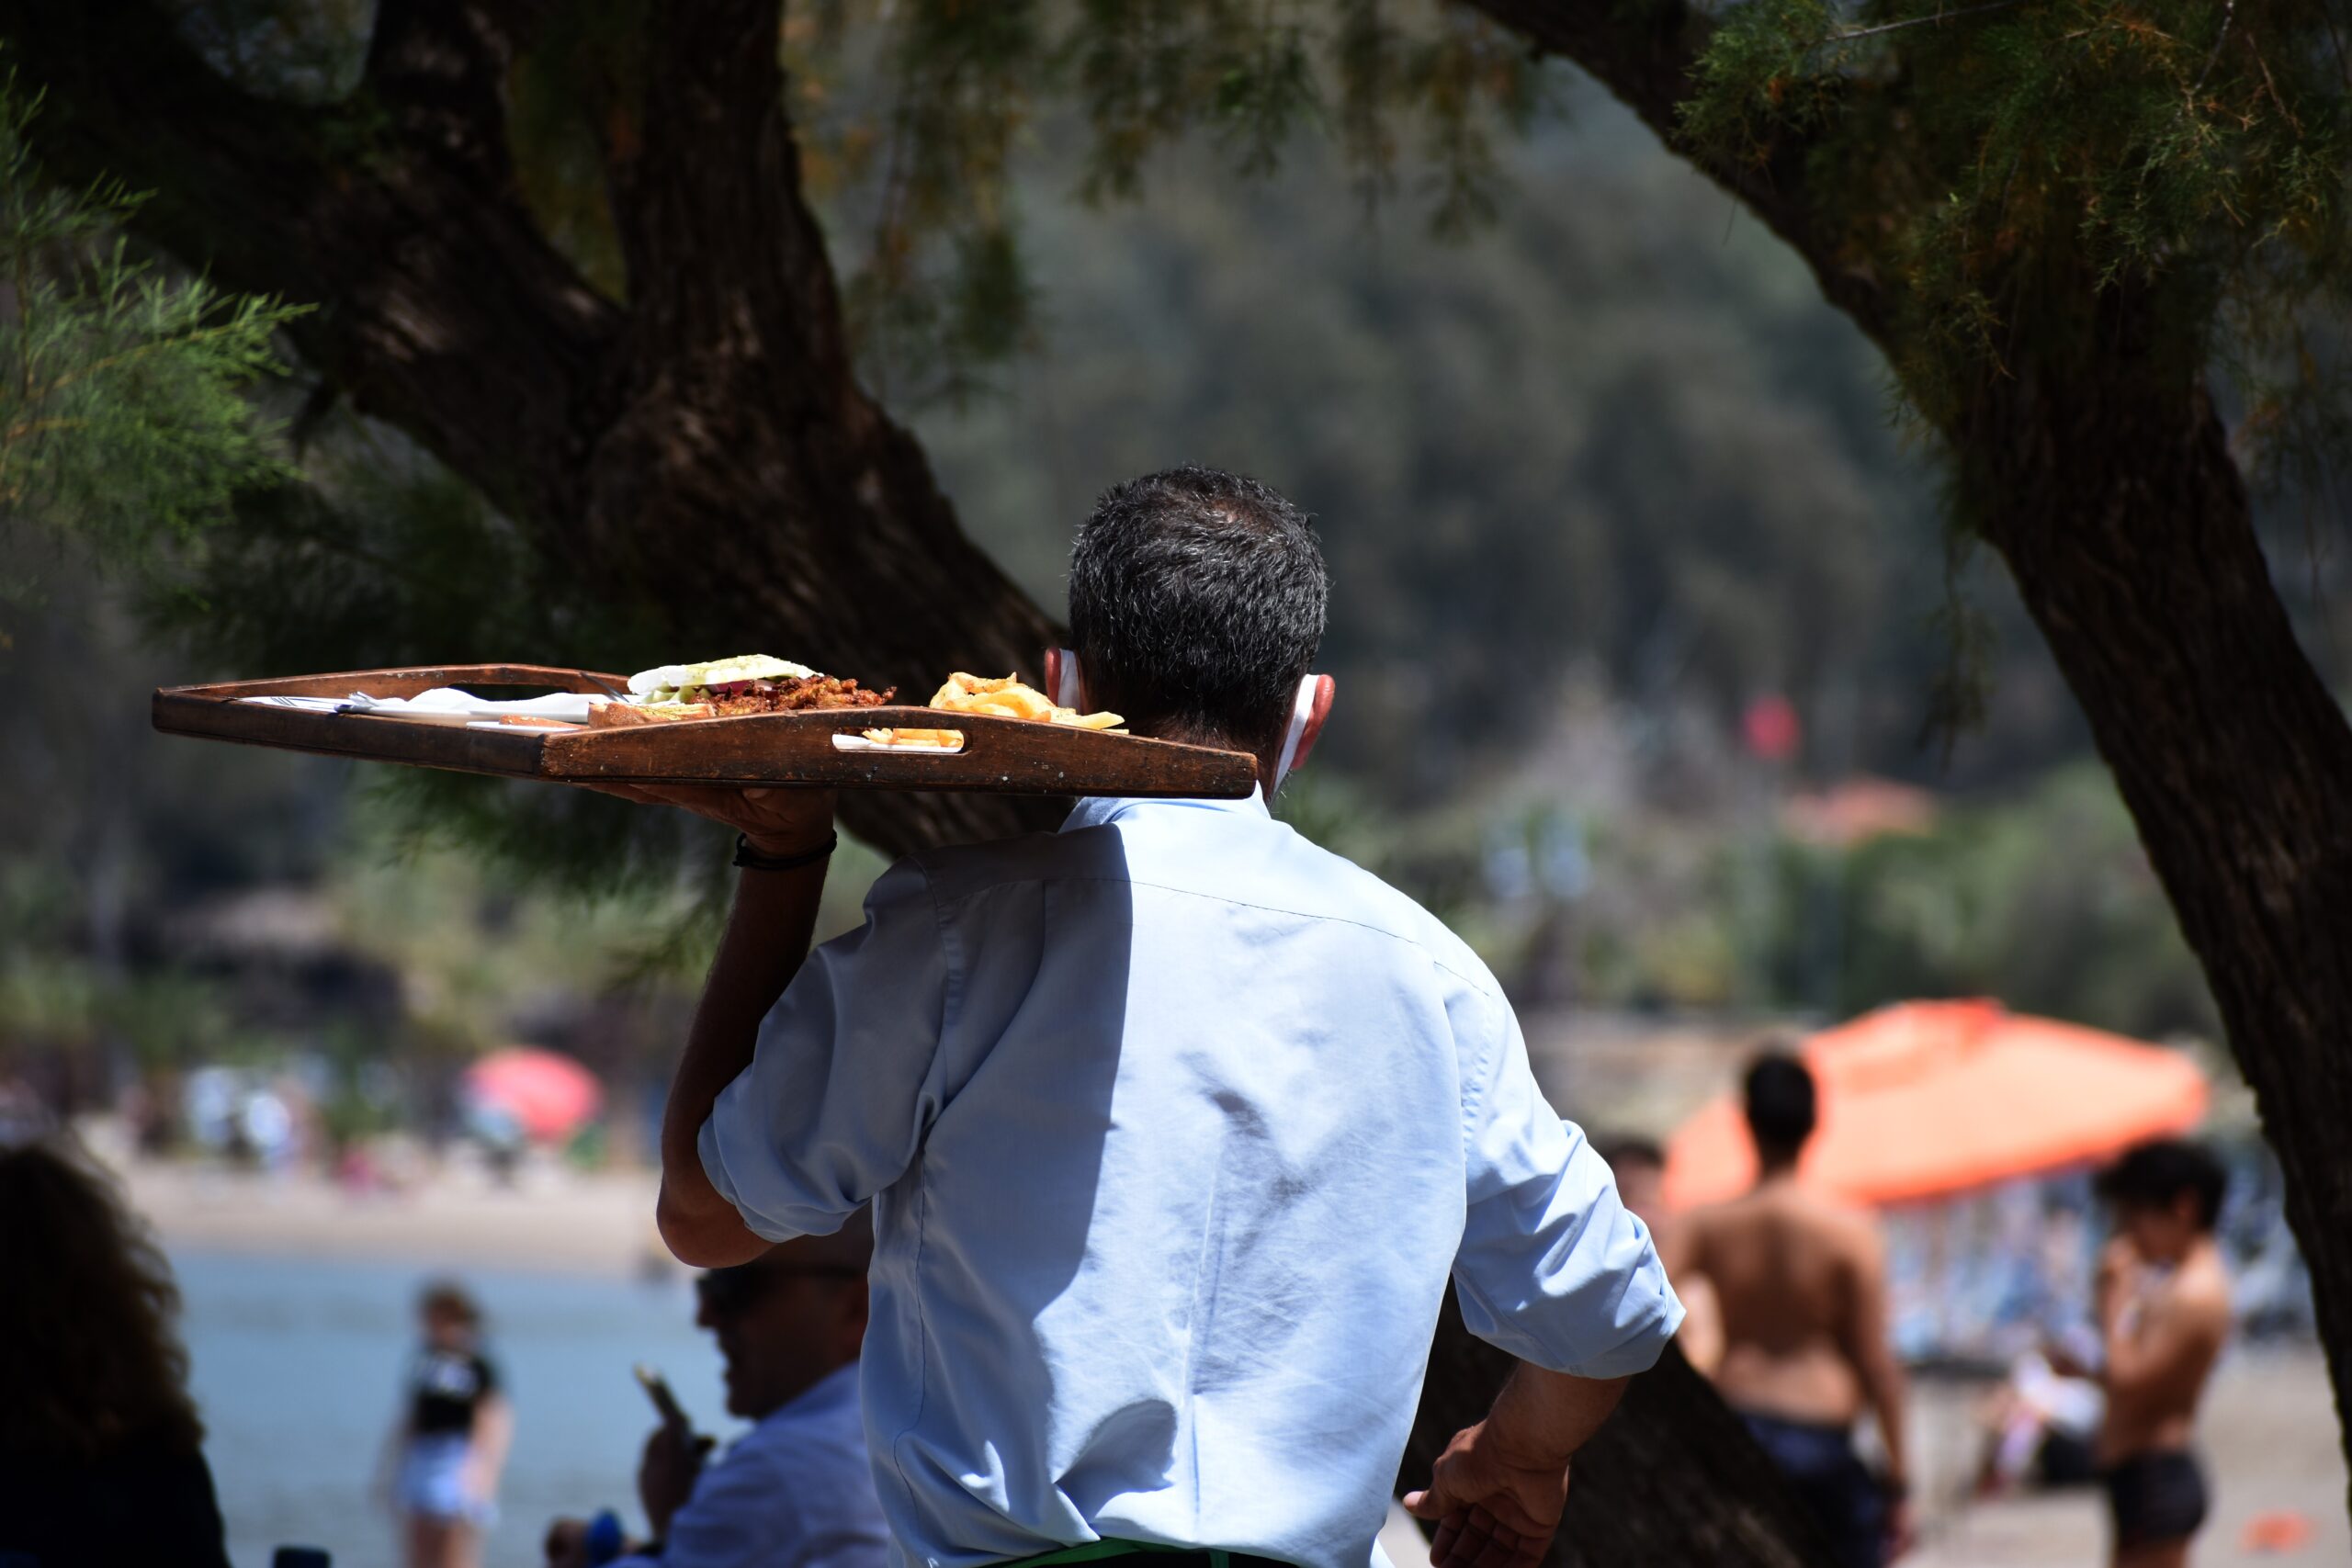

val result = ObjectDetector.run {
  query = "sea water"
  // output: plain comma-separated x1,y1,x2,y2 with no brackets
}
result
175,1250,738,1568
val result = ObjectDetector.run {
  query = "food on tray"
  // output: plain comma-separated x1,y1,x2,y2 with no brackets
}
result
588,699,715,728
592,654,895,725
863,672,1124,748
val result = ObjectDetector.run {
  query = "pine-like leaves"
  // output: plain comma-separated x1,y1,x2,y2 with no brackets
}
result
1681,0,2352,481
0,69,306,600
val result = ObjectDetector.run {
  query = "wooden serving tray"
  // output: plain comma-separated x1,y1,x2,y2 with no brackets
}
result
153,664,1259,798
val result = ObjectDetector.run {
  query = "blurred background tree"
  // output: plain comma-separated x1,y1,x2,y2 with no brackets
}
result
2,0,2349,1548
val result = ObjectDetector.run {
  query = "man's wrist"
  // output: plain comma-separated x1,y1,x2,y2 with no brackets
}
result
1477,1406,1577,1474
734,830,838,870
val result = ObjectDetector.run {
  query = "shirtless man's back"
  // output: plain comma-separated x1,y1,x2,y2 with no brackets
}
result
1672,1052,1908,1568
2071,1141,2233,1568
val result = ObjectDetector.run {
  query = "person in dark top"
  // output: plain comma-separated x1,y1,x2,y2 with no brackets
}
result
379,1280,513,1568
0,1136,233,1568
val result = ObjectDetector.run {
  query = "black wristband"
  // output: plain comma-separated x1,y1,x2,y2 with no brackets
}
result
732,830,838,873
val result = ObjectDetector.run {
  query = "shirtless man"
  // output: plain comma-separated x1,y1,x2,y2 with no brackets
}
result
1668,1051,1910,1568
2067,1140,2233,1568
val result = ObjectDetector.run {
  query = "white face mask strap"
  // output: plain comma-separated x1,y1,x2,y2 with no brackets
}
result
1052,648,1082,710
1270,674,1319,795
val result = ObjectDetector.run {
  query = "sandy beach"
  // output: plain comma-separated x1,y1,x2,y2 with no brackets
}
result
120,1153,2348,1567
118,1151,675,1279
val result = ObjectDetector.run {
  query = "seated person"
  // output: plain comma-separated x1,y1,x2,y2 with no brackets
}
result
0,1137,233,1568
1973,1343,2102,1495
548,1218,888,1568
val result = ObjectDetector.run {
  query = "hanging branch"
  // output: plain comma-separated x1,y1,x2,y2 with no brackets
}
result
1822,0,2026,46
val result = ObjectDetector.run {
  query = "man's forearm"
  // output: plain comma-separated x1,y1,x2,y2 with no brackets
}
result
656,854,831,1264
1866,1358,1910,1486
1484,1362,1632,1468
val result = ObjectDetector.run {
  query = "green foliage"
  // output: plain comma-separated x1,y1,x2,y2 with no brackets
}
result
1680,0,2352,484
133,415,731,905
755,0,1543,400
0,69,306,601
1778,765,2220,1037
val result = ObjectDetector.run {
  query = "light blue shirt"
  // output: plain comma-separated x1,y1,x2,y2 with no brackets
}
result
700,794,1681,1568
616,1363,889,1568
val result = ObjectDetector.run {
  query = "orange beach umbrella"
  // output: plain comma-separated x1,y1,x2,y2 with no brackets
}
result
1661,999,2208,1210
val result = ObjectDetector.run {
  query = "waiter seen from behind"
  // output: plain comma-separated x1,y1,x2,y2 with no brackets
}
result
607,466,1683,1568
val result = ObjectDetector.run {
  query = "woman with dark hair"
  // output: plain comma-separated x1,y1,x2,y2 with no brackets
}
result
379,1279,511,1568
0,1137,233,1568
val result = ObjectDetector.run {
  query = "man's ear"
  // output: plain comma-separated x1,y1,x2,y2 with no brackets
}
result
1290,675,1336,772
1045,647,1083,711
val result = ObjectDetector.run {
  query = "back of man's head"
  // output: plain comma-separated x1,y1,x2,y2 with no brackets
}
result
2096,1139,2227,1232
1068,466,1328,753
1742,1048,1817,1167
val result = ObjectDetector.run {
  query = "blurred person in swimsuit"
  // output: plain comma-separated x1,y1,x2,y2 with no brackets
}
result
1667,1051,1911,1567
379,1280,514,1568
2052,1141,2232,1568
0,1136,233,1568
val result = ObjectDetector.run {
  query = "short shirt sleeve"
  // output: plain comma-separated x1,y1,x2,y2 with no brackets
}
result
697,858,952,1241
1451,989,1683,1378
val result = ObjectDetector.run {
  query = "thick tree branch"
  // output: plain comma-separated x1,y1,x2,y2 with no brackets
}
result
365,0,539,188
0,0,624,528
1456,0,1890,342
1,0,1059,853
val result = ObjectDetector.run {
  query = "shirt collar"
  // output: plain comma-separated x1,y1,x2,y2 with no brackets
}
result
1061,789,1272,833
759,1359,861,1428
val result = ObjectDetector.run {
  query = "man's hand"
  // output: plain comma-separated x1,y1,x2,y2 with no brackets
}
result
2094,1235,2145,1331
543,1517,592,1568
639,1421,714,1539
587,783,839,858
1885,1495,1917,1562
1403,1419,1572,1568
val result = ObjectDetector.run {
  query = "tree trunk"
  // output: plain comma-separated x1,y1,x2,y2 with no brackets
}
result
1967,337,2352,1491
1400,1290,1835,1567
1463,0,2352,1500
1,5,1849,1558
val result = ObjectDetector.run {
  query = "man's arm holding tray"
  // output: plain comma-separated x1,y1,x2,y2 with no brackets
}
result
612,784,842,1264
604,784,944,1267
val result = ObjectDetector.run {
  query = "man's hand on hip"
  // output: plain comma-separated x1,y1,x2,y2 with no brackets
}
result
1403,1419,1570,1568
639,1420,714,1539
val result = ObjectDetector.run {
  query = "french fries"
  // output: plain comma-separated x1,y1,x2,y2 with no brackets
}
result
862,673,1125,748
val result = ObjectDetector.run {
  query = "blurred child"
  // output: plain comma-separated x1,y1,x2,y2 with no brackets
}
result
381,1280,513,1568
2051,1141,2233,1568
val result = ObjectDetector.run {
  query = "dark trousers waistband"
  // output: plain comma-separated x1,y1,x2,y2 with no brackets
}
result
1004,1540,1290,1568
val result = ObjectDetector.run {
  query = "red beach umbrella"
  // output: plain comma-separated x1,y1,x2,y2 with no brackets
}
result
461,1045,604,1143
